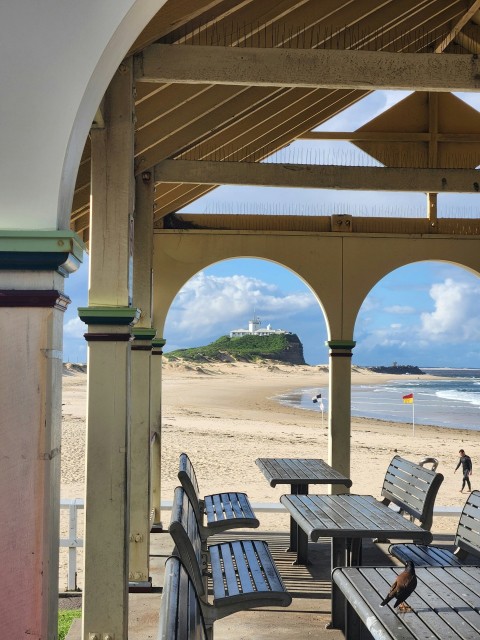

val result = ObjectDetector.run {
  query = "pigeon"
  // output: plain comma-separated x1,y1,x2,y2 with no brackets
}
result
380,560,417,612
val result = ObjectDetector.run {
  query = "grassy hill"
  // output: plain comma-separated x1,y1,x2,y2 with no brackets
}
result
165,333,306,365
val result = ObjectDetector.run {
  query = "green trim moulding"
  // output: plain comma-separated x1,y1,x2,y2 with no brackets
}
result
78,306,141,325
132,327,157,341
0,230,85,276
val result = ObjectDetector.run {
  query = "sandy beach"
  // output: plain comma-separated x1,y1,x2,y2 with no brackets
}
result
59,362,480,589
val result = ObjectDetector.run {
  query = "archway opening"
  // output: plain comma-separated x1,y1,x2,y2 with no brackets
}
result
159,257,332,509
352,260,480,430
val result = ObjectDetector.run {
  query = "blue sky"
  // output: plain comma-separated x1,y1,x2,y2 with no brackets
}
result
63,91,480,368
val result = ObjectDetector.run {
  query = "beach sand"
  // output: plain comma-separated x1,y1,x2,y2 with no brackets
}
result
59,361,480,590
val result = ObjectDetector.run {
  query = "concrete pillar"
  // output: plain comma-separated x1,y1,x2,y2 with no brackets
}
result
150,338,166,528
327,340,356,491
0,231,83,638
80,58,137,639
129,328,156,589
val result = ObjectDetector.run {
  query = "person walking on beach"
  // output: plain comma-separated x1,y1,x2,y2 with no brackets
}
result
455,449,472,493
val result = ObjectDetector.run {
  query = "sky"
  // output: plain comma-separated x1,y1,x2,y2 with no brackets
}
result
63,90,480,368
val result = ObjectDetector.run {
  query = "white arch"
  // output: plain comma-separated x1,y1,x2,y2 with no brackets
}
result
0,1,165,231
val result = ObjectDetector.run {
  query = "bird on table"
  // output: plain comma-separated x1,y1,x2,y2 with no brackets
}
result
380,560,417,612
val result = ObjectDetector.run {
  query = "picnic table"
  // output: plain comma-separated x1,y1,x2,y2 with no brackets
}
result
280,493,433,629
332,565,480,639
255,458,352,551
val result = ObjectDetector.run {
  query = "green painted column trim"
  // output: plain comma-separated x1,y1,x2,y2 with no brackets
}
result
132,327,157,341
78,306,141,326
151,338,166,354
0,230,85,276
326,340,356,350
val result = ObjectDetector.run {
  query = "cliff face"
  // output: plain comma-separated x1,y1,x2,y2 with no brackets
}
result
165,333,306,365
269,334,305,365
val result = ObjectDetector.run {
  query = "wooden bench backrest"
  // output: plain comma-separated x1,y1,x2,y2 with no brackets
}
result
455,490,480,558
178,453,203,523
169,486,205,597
159,555,208,640
381,455,444,527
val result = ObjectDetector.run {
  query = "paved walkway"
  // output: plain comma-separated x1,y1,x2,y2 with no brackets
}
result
67,525,426,639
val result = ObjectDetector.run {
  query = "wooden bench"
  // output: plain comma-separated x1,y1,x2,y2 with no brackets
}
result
178,452,259,540
390,489,480,567
168,485,291,629
377,455,444,535
159,555,208,640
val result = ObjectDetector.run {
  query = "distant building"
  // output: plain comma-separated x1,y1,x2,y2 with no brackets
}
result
229,314,292,338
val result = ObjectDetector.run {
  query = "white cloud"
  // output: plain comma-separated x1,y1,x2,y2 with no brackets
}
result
64,316,85,339
384,305,415,315
420,278,480,342
166,271,317,343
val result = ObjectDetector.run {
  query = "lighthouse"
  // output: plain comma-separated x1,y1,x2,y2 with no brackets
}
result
248,315,261,333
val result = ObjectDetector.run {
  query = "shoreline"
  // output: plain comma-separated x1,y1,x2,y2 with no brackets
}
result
59,362,479,589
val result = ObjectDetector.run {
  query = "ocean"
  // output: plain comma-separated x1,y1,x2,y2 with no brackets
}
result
276,369,480,431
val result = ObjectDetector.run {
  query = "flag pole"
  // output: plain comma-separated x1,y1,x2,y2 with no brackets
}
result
412,399,415,437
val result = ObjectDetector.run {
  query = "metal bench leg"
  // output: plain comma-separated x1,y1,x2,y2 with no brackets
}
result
328,537,348,631
350,538,362,565
294,527,309,566
287,483,308,553
346,599,363,640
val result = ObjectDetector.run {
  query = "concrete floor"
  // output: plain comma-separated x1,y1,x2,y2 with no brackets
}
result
67,525,440,639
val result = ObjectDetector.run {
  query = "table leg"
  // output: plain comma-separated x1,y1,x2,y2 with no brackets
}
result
294,527,310,566
328,537,348,631
287,484,308,553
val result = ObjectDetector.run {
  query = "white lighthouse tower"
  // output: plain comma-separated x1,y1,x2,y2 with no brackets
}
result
248,314,261,333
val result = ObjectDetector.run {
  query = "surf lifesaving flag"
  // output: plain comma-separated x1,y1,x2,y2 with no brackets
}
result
403,393,414,404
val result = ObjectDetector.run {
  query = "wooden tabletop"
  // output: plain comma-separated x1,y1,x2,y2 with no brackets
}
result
280,494,433,543
255,458,352,488
333,565,480,640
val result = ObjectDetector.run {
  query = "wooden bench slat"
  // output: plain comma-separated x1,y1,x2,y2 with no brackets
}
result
334,566,480,640
219,543,242,599
159,556,208,640
380,455,444,530
170,485,291,624
178,453,259,538
390,491,480,569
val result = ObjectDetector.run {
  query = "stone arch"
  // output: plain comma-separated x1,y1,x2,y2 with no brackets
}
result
340,235,480,340
161,255,329,360
354,260,480,364
152,231,339,340
57,1,167,228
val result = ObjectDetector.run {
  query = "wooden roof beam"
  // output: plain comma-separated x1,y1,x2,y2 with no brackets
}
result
434,0,480,52
139,44,480,92
154,158,480,193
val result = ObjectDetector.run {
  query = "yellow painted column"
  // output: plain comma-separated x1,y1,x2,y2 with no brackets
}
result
129,170,155,588
81,57,137,640
327,340,356,491
129,328,156,589
150,338,165,528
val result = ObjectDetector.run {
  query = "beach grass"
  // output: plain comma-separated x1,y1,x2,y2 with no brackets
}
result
59,610,81,640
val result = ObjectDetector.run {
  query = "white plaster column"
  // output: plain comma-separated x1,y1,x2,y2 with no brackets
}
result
327,340,356,491
80,58,137,639
150,338,166,528
0,232,83,638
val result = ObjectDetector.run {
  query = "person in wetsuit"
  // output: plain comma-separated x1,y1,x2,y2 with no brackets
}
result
455,449,472,493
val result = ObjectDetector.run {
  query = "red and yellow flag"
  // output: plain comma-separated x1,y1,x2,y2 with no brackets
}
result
403,393,414,404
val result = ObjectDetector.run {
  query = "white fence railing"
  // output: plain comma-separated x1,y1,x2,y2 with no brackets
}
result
59,498,461,591
60,498,84,591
